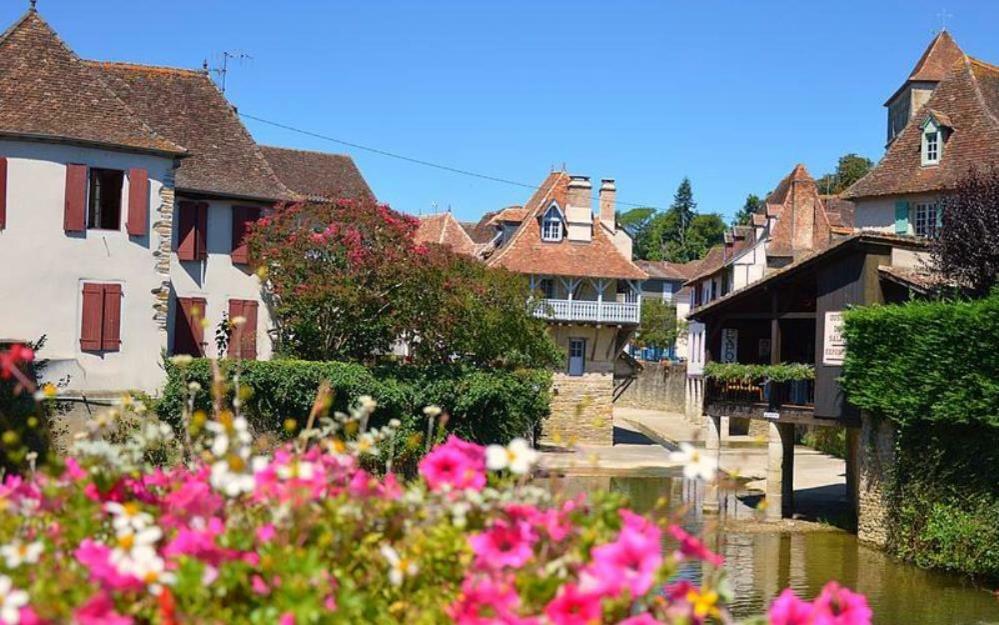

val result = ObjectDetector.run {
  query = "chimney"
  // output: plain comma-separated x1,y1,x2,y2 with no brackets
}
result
599,178,616,229
565,175,593,242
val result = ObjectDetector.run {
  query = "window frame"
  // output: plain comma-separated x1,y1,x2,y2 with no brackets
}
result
913,202,939,238
567,337,586,376
79,281,123,353
921,119,942,166
86,167,125,231
541,204,564,242
538,277,555,299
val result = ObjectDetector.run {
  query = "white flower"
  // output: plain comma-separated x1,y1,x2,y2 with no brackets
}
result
105,501,154,532
169,354,194,366
210,455,267,498
109,526,163,569
422,405,442,418
0,575,28,625
486,438,539,475
379,544,417,587
668,442,718,482
0,541,42,569
276,460,315,481
115,546,175,595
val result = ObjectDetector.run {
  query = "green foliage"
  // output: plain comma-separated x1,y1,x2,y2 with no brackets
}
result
0,337,56,472
634,300,677,350
631,178,726,263
801,427,846,458
703,361,815,383
731,194,763,227
160,358,552,448
815,153,874,195
841,295,999,428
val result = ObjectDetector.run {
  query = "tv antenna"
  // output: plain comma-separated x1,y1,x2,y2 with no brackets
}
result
935,8,953,33
205,50,252,94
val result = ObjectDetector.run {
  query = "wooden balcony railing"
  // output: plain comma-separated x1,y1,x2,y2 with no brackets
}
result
532,298,641,324
706,378,815,408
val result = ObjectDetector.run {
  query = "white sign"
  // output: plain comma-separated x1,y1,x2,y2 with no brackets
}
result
721,328,738,363
763,411,780,420
823,311,846,365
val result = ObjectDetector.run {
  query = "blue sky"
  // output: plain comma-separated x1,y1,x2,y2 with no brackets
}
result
8,1,999,222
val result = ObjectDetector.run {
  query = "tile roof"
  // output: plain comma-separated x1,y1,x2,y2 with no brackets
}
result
765,164,836,257
88,60,293,202
877,265,947,294
461,214,500,244
819,195,856,230
486,172,647,280
636,260,691,281
907,30,965,83
846,56,999,200
491,206,526,223
414,212,478,257
0,10,184,155
258,146,373,202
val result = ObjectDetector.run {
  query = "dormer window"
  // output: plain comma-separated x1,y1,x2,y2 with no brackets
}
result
921,116,946,166
541,204,564,242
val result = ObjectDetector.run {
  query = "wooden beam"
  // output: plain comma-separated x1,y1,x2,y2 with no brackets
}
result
722,312,816,320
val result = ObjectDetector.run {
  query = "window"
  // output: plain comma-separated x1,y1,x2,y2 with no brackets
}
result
87,168,124,230
176,201,209,261
227,299,259,360
538,278,555,299
913,202,939,238
173,296,207,357
231,205,261,265
923,131,939,164
541,205,563,242
80,282,122,352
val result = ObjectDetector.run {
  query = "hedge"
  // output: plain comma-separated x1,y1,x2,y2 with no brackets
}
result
159,358,552,448
841,294,999,581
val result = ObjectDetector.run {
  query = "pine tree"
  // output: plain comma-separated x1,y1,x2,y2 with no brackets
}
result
732,193,764,226
668,177,697,246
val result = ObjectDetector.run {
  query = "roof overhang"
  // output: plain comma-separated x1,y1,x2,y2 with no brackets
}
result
0,130,188,158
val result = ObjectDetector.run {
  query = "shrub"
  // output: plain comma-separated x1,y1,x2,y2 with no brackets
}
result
0,337,57,472
703,361,815,383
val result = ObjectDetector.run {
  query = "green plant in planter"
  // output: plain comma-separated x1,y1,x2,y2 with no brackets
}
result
703,361,815,383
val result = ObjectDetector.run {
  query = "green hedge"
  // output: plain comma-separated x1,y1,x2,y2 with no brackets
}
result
703,361,814,383
159,359,551,447
842,294,999,581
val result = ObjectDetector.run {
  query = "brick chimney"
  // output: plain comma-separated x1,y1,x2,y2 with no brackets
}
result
565,175,593,242
599,178,616,229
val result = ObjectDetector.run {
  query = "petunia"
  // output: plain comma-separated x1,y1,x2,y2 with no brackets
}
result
544,583,603,625
769,588,814,625
811,582,872,625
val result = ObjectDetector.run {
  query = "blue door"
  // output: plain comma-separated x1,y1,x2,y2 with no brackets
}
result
568,338,585,376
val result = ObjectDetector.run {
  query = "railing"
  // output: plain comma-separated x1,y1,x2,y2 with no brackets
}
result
706,378,815,408
533,298,641,324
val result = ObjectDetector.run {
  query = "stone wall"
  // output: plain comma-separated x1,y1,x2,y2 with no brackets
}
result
857,413,896,548
542,372,613,446
615,361,686,412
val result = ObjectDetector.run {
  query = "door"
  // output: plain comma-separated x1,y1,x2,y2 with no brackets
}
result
568,338,585,376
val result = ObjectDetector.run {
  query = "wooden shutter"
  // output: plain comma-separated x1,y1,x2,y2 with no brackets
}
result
894,200,910,235
176,201,197,261
231,205,259,265
196,202,209,260
0,156,7,230
80,283,104,351
126,167,148,236
101,284,123,352
227,300,244,359
64,164,87,232
242,300,258,360
174,297,207,356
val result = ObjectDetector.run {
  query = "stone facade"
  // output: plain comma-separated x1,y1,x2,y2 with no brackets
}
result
152,169,176,331
615,361,685,412
857,413,896,547
542,372,614,446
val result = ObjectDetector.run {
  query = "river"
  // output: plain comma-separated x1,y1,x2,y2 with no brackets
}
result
555,475,999,625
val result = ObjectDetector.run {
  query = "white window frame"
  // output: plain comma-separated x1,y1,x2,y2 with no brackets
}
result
913,202,939,238
921,119,941,166
541,204,564,242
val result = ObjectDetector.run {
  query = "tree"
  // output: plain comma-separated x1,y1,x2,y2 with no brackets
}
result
732,194,764,226
667,177,697,246
631,178,724,262
616,207,656,259
931,167,999,297
634,300,678,351
816,153,874,195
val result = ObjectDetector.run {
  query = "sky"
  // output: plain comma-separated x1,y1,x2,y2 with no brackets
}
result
6,1,999,223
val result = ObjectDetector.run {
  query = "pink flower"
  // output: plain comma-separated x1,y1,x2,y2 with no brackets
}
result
74,539,143,591
161,470,223,525
769,589,814,625
18,607,47,625
469,519,537,569
617,615,663,625
667,524,724,566
419,436,486,492
63,457,87,481
256,523,277,544
812,582,872,625
251,575,270,596
75,591,133,625
448,575,526,625
583,511,662,597
544,583,603,625
0,344,33,379
279,613,295,625
164,517,234,567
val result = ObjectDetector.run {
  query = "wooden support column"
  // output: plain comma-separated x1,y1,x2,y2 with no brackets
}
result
770,289,782,365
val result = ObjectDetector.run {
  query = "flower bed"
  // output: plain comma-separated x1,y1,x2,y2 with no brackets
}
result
0,346,868,624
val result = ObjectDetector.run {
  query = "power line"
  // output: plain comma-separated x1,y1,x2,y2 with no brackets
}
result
239,111,668,211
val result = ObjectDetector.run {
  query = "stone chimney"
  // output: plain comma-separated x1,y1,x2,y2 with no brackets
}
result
599,179,616,229
565,175,593,242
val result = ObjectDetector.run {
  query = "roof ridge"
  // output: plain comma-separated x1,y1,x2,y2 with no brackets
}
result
260,144,352,159
85,59,205,76
0,8,35,46
962,56,999,128
487,171,564,267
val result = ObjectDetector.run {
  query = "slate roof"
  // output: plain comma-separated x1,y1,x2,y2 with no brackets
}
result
259,146,373,201
88,61,293,202
486,172,647,280
414,212,478,257
846,56,999,200
0,10,184,155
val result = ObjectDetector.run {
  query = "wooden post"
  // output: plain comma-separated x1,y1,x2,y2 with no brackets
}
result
770,288,781,365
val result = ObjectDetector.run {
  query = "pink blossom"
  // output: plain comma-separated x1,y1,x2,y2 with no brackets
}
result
667,524,724,566
419,436,486,492
544,583,603,625
469,519,537,569
18,607,47,625
812,582,872,625
75,591,133,625
256,523,277,544
63,457,87,481
279,613,295,625
163,517,234,567
583,511,662,597
448,575,524,625
769,589,814,625
617,615,663,625
251,575,270,596
74,539,143,591
161,470,223,525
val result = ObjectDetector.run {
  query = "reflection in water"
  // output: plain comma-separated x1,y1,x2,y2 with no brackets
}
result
552,476,999,625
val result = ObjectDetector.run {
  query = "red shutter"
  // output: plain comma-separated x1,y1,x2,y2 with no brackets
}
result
101,283,122,352
80,283,104,351
227,299,244,359
64,164,87,232
231,205,259,265
126,167,148,236
242,300,258,360
174,297,207,356
176,201,196,261
0,157,7,230
196,202,209,261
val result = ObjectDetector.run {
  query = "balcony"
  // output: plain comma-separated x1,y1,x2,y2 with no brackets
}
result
704,377,817,424
533,298,640,324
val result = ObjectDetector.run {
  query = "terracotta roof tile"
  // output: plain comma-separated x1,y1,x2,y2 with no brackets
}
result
414,212,477,257
486,172,647,280
259,146,373,201
878,265,947,293
461,215,500,244
846,56,999,199
907,30,965,83
636,260,691,281
88,60,292,201
0,11,184,155
491,206,526,223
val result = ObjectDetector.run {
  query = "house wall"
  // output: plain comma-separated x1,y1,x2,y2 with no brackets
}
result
674,299,690,360
169,196,273,360
853,194,939,234
0,139,174,393
731,239,766,290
